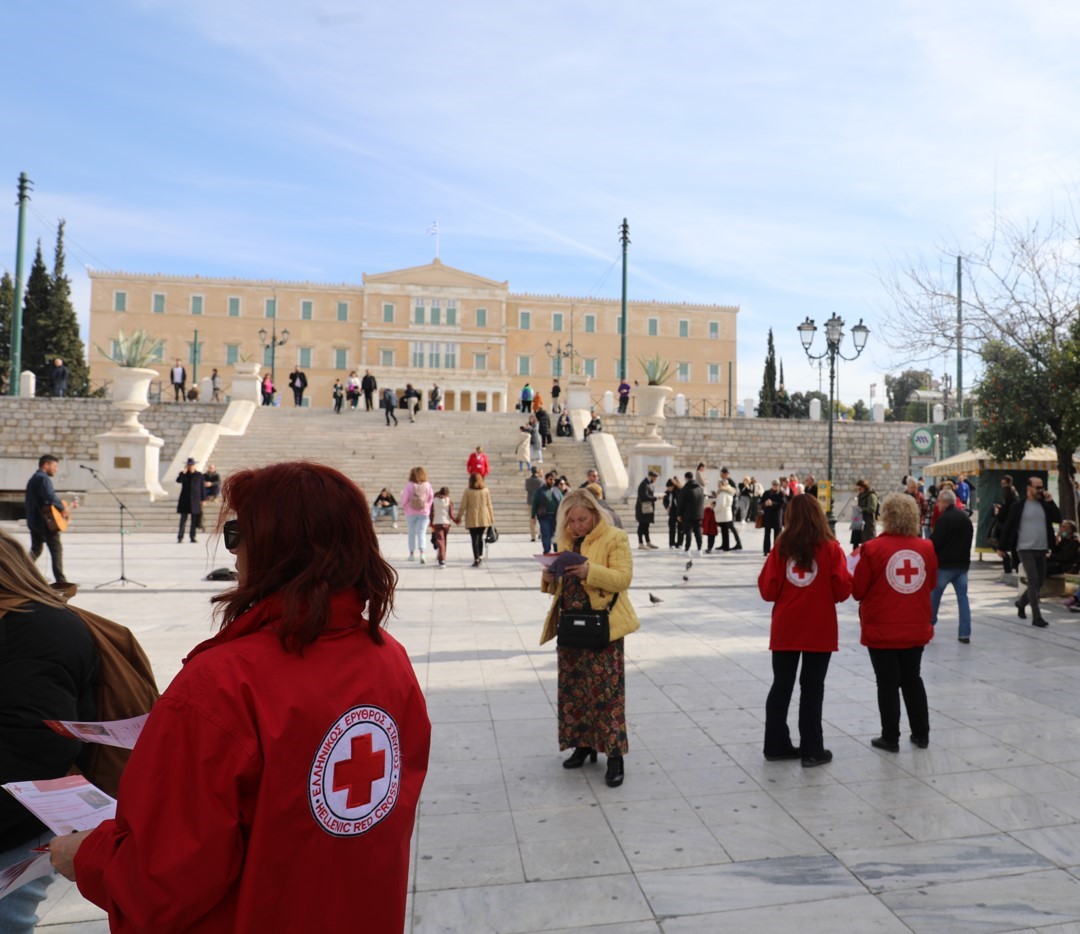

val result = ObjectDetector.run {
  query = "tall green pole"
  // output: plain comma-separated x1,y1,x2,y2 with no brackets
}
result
956,255,963,417
9,173,32,396
619,218,630,380
727,361,733,417
192,328,199,384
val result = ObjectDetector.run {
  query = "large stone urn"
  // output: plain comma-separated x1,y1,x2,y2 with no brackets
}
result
95,366,168,498
108,366,158,434
636,384,673,441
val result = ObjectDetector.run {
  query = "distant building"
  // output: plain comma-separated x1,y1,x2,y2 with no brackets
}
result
88,258,738,412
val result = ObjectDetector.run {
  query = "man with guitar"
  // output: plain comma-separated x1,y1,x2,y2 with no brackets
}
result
25,454,73,586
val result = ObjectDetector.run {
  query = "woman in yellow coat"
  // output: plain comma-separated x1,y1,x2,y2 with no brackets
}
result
541,489,639,787
459,472,495,567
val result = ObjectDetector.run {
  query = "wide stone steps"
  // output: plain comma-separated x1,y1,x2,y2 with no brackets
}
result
68,409,615,536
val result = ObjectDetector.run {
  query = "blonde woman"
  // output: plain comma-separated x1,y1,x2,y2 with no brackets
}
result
459,472,495,567
401,467,434,563
540,489,639,787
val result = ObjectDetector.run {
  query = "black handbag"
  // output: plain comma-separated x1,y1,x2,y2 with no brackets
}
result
557,593,618,649
485,526,499,544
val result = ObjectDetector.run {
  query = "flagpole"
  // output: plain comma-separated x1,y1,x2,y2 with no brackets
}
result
429,220,440,260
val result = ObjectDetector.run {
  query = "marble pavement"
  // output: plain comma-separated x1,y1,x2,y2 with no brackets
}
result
10,520,1080,934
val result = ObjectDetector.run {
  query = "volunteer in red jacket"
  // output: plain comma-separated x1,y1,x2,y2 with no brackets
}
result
466,445,490,478
852,491,937,753
51,462,431,933
758,494,852,768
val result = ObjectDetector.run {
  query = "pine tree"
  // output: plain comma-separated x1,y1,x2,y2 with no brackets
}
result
20,241,52,395
46,221,90,396
0,272,12,392
758,329,777,416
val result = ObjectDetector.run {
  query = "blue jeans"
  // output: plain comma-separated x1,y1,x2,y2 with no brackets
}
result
0,831,55,933
930,567,971,638
406,513,429,555
537,515,557,554
372,505,398,523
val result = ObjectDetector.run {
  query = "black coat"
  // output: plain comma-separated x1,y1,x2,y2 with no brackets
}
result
678,480,705,522
536,409,551,436
177,469,205,515
1001,496,1061,553
0,601,97,850
635,478,657,524
931,505,974,569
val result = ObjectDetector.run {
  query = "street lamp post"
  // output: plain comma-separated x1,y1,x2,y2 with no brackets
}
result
797,313,870,528
258,290,289,389
543,338,574,381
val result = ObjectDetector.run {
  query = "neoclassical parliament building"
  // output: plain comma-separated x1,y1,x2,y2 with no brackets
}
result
88,258,738,413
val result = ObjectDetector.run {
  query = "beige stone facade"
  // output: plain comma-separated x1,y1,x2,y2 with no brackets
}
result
88,259,738,412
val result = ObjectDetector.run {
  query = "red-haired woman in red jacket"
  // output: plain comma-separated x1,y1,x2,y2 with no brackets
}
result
758,495,852,768
853,492,937,753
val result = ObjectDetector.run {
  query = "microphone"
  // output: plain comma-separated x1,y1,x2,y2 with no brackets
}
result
79,464,96,471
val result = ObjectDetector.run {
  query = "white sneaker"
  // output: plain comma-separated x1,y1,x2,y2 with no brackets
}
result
638,544,648,550
420,555,426,565
392,522,399,529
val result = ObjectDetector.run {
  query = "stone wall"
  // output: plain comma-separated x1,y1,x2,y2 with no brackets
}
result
0,398,226,490
602,416,914,500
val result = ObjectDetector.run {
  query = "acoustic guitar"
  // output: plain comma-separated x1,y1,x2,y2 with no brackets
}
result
43,499,76,533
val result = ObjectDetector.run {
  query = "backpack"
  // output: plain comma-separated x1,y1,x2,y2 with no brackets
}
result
409,483,426,511
70,606,160,796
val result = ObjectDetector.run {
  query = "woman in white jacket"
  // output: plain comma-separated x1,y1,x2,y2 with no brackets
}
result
716,479,743,551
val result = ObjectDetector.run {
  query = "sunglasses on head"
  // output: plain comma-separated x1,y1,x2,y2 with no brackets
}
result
223,519,241,551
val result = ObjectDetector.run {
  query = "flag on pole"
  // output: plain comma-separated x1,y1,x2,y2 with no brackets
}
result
427,221,438,235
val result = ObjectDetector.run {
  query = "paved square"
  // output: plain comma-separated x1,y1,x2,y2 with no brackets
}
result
12,521,1080,933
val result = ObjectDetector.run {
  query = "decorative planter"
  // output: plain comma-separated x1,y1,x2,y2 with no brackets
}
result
108,366,157,435
231,362,263,405
637,384,673,440
232,361,261,377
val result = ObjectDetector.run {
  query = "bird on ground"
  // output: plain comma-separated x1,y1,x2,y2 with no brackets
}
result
648,593,663,604
685,559,693,571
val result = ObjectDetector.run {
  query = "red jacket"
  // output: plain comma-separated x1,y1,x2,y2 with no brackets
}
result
758,539,852,652
702,506,718,536
852,533,937,649
75,591,430,933
466,452,490,477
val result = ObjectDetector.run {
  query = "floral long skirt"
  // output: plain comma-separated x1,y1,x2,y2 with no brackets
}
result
557,639,628,756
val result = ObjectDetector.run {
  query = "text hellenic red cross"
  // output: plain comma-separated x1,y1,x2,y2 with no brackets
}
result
896,559,919,584
333,733,386,809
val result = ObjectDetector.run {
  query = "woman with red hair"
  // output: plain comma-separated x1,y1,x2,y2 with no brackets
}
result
51,461,431,933
758,494,852,767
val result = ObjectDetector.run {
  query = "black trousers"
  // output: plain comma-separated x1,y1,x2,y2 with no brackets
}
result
1017,550,1048,622
363,390,374,411
867,646,929,742
763,525,779,554
668,514,682,548
720,521,742,550
29,526,66,584
764,651,831,758
468,527,486,560
636,520,652,544
682,520,702,551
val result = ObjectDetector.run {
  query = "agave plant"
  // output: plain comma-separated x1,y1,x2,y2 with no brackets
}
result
638,352,673,386
96,328,164,368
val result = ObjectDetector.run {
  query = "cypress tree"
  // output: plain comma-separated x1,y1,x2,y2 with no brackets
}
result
758,329,777,416
20,241,52,395
46,221,90,396
0,272,12,392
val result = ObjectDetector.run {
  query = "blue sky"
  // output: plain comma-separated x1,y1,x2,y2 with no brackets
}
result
5,0,1080,406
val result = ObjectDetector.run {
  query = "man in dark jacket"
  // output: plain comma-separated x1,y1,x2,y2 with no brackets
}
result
49,358,69,397
930,489,974,643
288,367,308,407
176,458,204,543
1000,476,1062,627
25,454,72,585
361,370,378,411
679,471,705,555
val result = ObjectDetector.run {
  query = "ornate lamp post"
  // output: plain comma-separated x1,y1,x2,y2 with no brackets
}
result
258,289,289,387
544,338,574,379
797,313,870,527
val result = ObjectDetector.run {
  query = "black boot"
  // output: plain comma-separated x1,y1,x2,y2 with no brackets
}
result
563,747,597,769
605,755,624,787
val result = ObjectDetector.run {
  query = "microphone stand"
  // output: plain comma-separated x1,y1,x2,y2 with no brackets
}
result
81,465,146,588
